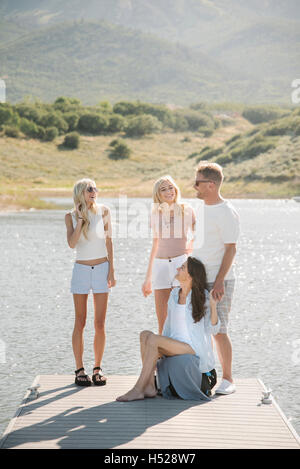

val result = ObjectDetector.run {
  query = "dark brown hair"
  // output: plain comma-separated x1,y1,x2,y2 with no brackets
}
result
187,256,208,323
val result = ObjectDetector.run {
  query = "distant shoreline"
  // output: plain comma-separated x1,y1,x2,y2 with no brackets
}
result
0,192,295,214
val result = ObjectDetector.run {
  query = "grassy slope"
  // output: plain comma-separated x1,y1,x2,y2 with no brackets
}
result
1,114,299,210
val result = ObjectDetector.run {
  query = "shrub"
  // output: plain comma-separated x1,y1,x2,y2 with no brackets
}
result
171,113,189,132
199,146,210,153
0,104,14,127
218,116,235,127
182,136,191,142
63,132,80,149
78,113,108,134
231,138,277,161
225,134,241,145
187,151,199,159
242,106,284,124
43,127,58,141
200,147,223,159
294,121,300,136
113,101,138,116
263,122,291,136
214,154,233,166
15,104,42,124
39,111,68,134
190,102,208,111
36,126,46,140
107,114,126,133
4,126,19,138
109,138,123,147
19,118,41,138
125,114,162,137
108,141,131,160
199,127,214,137
178,110,214,132
53,96,81,112
63,112,80,132
135,103,173,126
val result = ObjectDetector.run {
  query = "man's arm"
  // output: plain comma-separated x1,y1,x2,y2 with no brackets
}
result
212,243,237,301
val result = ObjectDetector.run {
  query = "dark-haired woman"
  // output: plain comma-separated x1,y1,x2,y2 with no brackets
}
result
116,257,220,402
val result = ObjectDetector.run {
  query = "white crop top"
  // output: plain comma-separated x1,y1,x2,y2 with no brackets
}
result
71,204,108,261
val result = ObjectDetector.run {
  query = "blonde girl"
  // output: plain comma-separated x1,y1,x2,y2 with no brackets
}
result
65,178,116,386
142,175,196,334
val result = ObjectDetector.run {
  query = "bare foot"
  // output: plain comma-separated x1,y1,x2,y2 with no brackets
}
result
116,387,145,402
144,385,157,398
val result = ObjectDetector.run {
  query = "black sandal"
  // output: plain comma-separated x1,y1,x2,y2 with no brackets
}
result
92,367,107,386
75,367,92,387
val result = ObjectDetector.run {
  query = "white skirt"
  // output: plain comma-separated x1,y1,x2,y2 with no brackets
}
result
152,254,187,290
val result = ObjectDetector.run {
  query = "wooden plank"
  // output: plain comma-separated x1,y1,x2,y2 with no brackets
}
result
0,375,299,449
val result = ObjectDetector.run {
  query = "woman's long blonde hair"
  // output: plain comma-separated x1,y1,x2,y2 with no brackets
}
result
72,178,98,239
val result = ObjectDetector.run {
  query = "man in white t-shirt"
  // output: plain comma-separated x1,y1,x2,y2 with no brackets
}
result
192,161,240,395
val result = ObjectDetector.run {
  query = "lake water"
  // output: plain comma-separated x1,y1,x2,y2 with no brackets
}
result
0,198,300,439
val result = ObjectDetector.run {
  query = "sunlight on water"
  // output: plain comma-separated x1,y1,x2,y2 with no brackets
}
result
0,199,299,435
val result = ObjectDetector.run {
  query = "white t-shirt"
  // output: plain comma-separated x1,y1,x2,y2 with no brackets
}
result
192,200,240,283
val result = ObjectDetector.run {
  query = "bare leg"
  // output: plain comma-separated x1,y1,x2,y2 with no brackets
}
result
139,330,157,396
93,293,109,383
213,333,233,383
72,294,88,381
154,288,171,334
116,332,195,402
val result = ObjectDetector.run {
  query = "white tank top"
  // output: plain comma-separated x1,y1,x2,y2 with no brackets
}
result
71,204,108,261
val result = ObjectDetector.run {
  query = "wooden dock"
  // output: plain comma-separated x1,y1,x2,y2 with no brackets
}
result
1,375,299,449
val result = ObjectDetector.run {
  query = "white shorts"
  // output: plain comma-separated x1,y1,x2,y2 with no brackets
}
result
71,261,110,294
152,254,187,290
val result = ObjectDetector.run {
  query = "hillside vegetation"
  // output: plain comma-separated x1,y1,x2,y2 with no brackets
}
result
1,0,300,104
0,99,299,210
0,20,247,105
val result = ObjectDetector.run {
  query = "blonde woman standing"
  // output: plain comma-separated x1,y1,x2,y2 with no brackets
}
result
65,178,116,386
142,176,196,334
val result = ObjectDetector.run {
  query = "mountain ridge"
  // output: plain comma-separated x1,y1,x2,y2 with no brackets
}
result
1,1,299,104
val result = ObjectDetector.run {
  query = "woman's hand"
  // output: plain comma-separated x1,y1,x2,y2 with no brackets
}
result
209,289,219,305
142,279,152,297
107,271,116,288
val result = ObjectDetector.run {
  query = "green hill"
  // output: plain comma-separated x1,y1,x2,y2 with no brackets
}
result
0,21,249,105
188,107,300,196
0,1,300,104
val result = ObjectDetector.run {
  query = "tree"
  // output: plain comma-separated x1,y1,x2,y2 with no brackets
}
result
125,114,162,137
78,113,108,134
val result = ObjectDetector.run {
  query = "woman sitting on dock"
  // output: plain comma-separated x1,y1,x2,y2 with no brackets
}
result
65,178,116,387
117,257,220,402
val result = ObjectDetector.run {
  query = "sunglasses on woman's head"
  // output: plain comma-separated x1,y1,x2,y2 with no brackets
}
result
86,186,98,193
